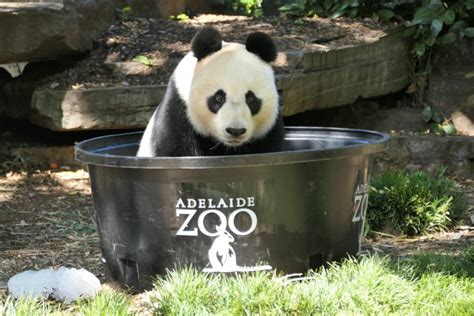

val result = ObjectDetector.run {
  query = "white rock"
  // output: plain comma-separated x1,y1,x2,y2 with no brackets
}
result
7,267,101,302
52,267,101,303
7,269,56,299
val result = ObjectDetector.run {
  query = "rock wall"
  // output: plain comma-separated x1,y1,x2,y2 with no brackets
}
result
374,135,473,178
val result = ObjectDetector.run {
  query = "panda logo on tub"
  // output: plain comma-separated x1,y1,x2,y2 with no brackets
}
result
137,26,284,157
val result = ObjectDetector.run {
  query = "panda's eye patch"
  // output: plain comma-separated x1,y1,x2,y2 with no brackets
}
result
208,90,226,113
245,91,262,115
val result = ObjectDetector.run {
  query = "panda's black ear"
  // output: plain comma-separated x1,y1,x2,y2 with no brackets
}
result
191,27,222,60
245,32,277,63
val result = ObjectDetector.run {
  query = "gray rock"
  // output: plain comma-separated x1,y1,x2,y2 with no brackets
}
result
31,85,166,130
373,135,474,178
0,1,115,64
277,30,410,116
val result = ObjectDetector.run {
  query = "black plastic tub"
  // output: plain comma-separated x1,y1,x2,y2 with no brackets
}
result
75,127,388,291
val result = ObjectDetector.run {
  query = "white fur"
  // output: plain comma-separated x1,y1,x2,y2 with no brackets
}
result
173,52,197,102
185,43,279,147
137,110,157,157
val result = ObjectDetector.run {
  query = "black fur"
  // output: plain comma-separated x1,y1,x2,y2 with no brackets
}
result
140,77,284,157
245,32,277,63
207,90,226,114
191,27,222,60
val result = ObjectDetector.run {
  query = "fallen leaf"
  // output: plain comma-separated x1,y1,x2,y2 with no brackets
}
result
406,83,417,93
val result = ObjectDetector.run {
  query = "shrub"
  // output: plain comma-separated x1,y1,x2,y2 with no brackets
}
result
367,169,468,236
224,0,263,17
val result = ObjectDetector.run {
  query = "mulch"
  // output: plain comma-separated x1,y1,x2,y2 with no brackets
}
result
0,169,103,283
39,14,394,90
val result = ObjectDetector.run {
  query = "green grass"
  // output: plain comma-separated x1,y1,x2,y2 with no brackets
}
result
2,249,474,315
367,169,468,236
0,291,131,316
150,252,474,315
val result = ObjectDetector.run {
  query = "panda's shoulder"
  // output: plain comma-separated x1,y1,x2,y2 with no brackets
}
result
172,52,197,102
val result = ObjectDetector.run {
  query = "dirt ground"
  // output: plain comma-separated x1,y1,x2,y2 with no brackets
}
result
39,14,394,89
0,169,102,284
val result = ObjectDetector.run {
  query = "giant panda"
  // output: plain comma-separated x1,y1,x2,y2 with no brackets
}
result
137,26,284,157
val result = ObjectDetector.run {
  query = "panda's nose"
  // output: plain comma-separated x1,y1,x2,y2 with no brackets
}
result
225,128,247,137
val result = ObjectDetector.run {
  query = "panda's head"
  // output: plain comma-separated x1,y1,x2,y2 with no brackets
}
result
174,27,279,148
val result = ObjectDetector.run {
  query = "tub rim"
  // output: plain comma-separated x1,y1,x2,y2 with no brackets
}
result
75,127,389,169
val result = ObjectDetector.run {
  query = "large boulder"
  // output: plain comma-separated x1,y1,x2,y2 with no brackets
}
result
0,1,115,64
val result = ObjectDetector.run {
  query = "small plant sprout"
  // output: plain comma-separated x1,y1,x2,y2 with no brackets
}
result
116,6,133,20
170,13,190,21
132,55,154,67
422,106,457,135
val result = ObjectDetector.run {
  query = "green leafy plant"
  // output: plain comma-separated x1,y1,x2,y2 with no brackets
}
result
132,55,153,66
170,13,190,21
225,0,263,17
116,6,133,20
396,0,474,106
279,0,360,18
402,0,474,59
367,169,468,236
422,106,458,135
375,9,395,22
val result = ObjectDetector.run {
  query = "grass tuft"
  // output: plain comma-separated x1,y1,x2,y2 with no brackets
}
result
367,169,468,236
0,295,59,316
74,291,131,316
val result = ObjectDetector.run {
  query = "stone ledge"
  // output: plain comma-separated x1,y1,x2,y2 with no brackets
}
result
278,57,409,116
31,85,166,131
277,30,410,116
282,28,407,73
374,135,474,178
